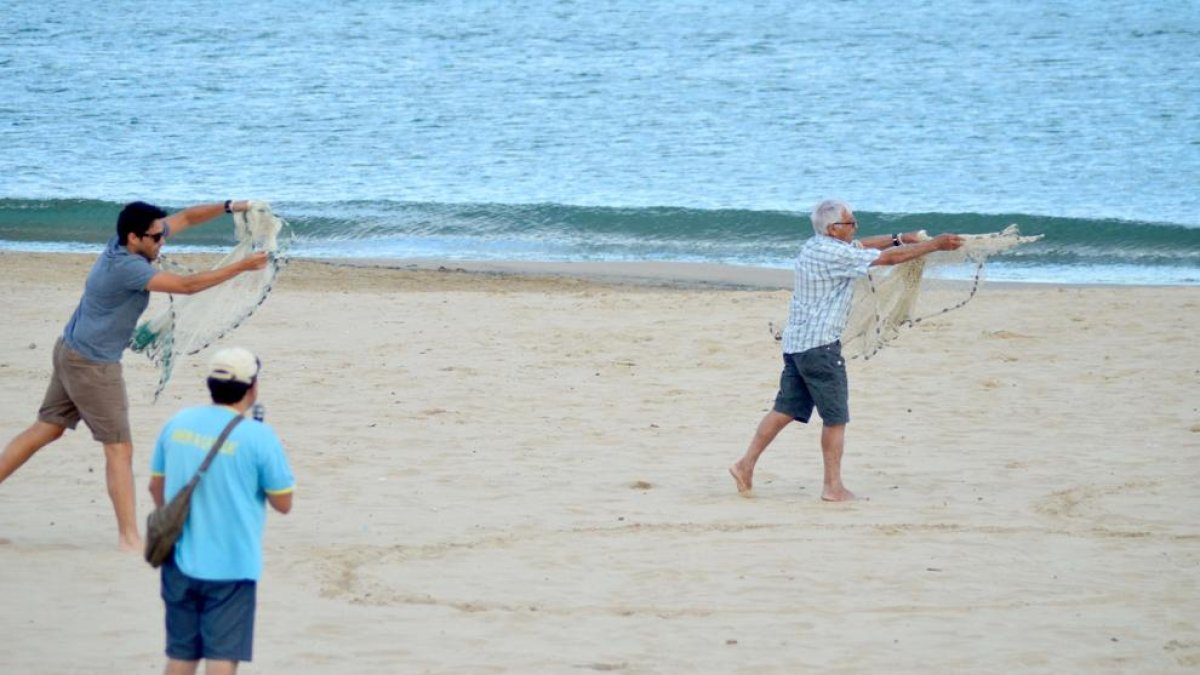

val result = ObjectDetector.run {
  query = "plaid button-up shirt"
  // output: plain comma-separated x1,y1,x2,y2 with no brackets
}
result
781,234,880,354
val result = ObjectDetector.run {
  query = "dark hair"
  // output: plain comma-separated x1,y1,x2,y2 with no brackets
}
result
116,201,168,245
207,378,254,405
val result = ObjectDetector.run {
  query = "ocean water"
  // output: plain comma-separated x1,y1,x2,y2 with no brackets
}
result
2,1,1197,285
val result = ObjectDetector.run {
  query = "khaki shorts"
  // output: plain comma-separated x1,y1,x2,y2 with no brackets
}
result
38,337,131,444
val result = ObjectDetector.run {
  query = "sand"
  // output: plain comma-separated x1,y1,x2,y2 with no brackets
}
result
1,251,1198,673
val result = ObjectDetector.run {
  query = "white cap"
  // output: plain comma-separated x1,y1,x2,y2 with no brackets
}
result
207,347,259,385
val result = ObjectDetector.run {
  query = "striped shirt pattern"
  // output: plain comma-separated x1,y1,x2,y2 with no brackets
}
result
781,234,880,353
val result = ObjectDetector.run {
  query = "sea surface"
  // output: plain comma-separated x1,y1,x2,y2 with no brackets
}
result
2,1,1197,285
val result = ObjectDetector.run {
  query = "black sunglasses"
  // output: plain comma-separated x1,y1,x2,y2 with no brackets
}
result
140,231,164,243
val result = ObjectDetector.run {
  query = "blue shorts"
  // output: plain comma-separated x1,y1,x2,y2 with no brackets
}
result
161,559,257,662
772,342,850,425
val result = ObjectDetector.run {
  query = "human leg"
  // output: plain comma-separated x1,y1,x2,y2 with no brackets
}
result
730,354,814,493
161,550,255,672
56,343,138,549
165,661,237,675
2,343,81,483
793,344,855,501
729,411,793,493
0,421,65,483
199,579,256,665
103,441,142,551
819,423,855,501
163,560,204,670
165,659,200,675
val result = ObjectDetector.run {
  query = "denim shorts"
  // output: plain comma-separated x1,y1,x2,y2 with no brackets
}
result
161,559,257,663
772,341,850,425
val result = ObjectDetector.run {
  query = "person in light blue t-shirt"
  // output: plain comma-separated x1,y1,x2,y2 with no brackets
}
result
0,199,269,552
150,346,294,673
729,199,963,502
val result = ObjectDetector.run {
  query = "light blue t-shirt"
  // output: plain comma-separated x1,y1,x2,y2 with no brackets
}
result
151,405,295,581
63,234,161,362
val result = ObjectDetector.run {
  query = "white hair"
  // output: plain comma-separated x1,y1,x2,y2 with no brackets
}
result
810,199,851,236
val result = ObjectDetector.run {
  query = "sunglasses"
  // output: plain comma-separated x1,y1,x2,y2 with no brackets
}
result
140,231,165,243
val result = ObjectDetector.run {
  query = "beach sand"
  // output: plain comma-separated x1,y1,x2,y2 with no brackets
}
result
1,251,1198,673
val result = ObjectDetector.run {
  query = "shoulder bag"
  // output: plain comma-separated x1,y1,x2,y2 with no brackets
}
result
144,414,244,568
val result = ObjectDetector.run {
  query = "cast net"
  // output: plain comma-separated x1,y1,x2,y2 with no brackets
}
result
131,203,292,399
773,225,1042,359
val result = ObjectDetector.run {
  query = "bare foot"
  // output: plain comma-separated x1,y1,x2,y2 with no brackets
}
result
821,486,856,502
728,463,752,495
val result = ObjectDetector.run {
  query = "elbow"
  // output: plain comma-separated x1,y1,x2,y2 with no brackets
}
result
269,493,294,514
175,278,204,295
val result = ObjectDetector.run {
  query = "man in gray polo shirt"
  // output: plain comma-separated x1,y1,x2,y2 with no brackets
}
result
0,199,268,551
729,199,964,501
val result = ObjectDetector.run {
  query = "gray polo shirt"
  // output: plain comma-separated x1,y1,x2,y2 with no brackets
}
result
62,235,160,363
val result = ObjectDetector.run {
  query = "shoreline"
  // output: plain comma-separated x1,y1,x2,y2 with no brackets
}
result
1,251,1196,290
324,257,1175,291
323,257,795,290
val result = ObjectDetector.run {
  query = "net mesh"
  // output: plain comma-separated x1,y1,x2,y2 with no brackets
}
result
131,204,292,399
774,225,1043,359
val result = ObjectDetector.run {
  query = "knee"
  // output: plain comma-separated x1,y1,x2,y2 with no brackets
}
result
103,442,134,462
755,413,791,438
34,421,66,443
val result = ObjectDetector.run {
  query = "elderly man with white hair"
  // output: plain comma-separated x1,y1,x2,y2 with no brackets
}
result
729,199,964,501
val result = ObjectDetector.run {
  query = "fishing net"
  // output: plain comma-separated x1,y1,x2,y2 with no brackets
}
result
772,225,1043,359
131,202,292,399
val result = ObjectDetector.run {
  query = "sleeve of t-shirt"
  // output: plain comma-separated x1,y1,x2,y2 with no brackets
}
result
827,244,881,278
121,254,159,292
256,425,295,495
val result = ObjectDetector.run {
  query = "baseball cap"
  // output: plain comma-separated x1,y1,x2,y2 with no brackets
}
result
207,347,260,385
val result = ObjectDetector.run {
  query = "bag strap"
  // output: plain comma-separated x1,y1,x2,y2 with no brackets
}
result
181,413,244,490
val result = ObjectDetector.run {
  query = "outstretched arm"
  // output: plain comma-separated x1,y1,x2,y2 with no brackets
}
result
164,200,253,237
145,252,270,295
870,233,964,266
860,230,926,251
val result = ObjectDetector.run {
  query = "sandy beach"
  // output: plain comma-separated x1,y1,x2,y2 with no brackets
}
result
1,251,1198,674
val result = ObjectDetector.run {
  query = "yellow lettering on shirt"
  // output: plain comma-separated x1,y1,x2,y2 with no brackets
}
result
170,428,239,455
